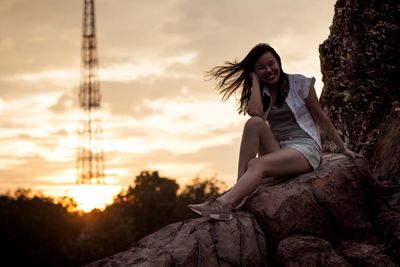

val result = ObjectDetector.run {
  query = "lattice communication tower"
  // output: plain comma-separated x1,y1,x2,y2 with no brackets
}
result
77,0,105,184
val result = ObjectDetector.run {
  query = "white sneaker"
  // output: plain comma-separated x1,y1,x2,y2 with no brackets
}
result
188,196,233,221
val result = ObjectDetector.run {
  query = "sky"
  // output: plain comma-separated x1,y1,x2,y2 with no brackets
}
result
0,0,337,199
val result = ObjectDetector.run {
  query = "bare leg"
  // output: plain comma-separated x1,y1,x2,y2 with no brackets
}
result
237,117,280,180
219,148,312,205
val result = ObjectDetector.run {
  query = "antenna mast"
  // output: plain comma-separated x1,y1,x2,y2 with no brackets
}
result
77,0,105,184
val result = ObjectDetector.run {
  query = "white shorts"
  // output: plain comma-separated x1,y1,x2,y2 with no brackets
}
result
279,137,322,170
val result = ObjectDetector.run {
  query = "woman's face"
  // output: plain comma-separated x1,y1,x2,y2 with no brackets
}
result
254,51,281,87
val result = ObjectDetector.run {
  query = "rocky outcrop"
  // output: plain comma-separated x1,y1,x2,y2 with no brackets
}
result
276,235,351,267
369,109,400,183
277,237,398,267
318,0,400,183
86,212,266,266
337,241,398,267
87,155,398,266
376,190,400,261
246,154,398,266
318,0,400,263
246,154,374,244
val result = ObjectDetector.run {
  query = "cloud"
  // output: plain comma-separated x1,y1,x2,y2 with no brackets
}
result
0,154,73,189
99,52,198,82
0,0,337,194
102,139,241,188
49,90,76,114
0,0,22,13
0,0,81,75
174,137,243,186
4,70,79,84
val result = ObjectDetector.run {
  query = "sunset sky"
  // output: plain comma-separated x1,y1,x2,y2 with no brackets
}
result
0,0,336,202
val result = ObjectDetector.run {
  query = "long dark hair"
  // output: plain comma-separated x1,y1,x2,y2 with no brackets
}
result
208,43,289,114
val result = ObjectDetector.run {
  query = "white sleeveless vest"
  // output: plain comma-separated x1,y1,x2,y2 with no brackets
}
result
262,74,321,148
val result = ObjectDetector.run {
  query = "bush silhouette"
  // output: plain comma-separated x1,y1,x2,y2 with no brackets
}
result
0,171,225,266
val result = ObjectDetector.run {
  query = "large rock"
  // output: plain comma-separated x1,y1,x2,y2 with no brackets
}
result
376,191,400,261
244,154,396,266
245,154,374,243
337,241,398,267
86,212,266,267
369,109,400,183
87,155,400,266
318,0,400,180
318,0,400,263
276,235,351,267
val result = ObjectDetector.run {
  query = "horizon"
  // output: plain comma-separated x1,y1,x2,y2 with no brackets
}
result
0,0,337,211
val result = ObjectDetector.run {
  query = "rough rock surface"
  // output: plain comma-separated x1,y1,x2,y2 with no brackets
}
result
245,154,374,244
376,191,400,261
318,0,400,263
87,155,398,266
276,235,351,267
318,0,400,182
369,110,400,183
86,212,266,267
337,241,398,267
244,154,397,266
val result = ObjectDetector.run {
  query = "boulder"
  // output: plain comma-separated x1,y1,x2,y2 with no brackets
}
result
376,191,400,261
276,235,351,267
86,212,266,267
245,154,375,243
318,0,400,180
318,0,400,263
87,154,400,266
337,241,398,267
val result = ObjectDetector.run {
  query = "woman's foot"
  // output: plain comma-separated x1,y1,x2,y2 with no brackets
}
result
188,196,233,221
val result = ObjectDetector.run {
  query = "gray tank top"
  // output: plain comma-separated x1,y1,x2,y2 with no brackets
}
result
267,102,311,141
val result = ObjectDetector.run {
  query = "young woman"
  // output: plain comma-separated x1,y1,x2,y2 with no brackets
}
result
189,43,363,221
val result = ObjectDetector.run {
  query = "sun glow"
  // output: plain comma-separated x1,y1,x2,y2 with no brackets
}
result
68,184,122,213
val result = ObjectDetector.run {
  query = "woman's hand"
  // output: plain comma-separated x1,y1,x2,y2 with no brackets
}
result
249,72,260,85
339,146,366,160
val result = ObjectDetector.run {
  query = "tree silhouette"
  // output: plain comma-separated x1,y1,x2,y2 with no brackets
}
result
0,171,225,266
124,171,179,237
0,192,82,266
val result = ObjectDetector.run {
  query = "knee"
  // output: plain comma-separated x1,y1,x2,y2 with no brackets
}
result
247,157,267,175
244,116,268,131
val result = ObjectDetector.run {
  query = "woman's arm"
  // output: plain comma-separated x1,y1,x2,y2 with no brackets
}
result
305,84,363,159
246,73,264,117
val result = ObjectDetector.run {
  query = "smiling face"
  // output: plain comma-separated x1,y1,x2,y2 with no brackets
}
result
254,51,281,88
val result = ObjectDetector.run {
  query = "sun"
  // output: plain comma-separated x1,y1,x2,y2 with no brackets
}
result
68,184,122,213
